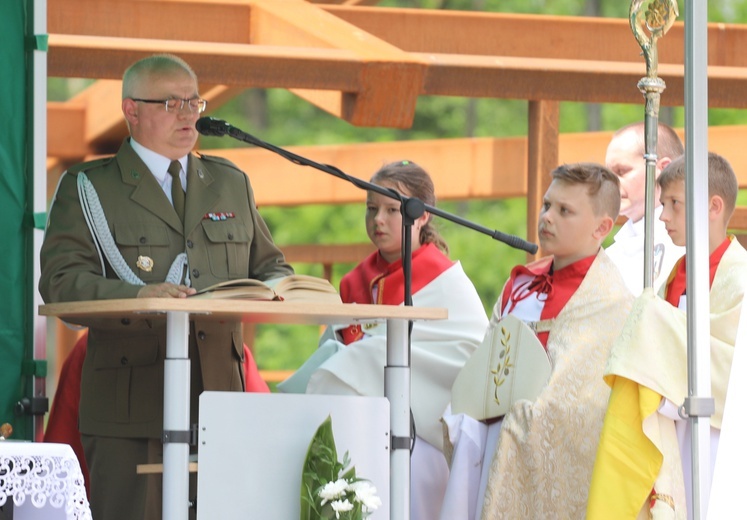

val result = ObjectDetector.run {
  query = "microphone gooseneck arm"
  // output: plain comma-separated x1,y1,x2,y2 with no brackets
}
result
196,117,539,256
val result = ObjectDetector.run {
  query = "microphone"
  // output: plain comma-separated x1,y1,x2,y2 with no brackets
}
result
195,117,230,137
195,117,277,151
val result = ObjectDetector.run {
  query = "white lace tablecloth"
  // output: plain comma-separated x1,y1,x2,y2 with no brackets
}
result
0,441,92,519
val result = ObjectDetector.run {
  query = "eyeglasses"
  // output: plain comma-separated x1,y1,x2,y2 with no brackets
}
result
131,97,208,113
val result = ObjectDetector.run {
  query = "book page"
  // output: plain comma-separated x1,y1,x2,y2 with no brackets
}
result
189,275,342,303
190,278,276,300
274,275,342,304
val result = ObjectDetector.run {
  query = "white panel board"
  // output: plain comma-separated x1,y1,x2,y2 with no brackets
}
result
197,392,390,519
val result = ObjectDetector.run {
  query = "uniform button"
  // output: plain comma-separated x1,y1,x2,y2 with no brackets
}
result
227,233,234,240
120,357,129,366
197,331,206,340
121,318,131,325
192,269,200,278
139,237,147,244
186,240,194,248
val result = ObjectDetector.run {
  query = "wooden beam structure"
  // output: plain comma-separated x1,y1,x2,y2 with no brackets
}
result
526,100,559,260
44,0,747,226
46,124,747,205
161,127,747,206
249,1,427,127
48,0,747,119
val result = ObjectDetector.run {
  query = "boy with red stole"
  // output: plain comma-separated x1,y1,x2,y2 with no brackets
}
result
293,161,488,520
441,163,633,520
588,153,747,520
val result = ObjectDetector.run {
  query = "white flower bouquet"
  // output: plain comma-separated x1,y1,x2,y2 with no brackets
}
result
300,416,382,520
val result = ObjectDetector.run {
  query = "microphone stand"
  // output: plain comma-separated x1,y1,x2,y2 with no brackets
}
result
197,117,538,259
197,117,537,520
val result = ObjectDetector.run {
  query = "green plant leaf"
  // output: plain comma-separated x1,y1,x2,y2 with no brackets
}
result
300,415,338,520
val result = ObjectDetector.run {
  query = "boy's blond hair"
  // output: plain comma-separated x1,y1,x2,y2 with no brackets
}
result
551,162,621,220
658,152,738,220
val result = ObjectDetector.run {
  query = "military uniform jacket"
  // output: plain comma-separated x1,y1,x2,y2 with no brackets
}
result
39,139,293,439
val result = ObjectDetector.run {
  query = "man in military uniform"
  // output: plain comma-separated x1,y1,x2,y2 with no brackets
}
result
39,54,293,519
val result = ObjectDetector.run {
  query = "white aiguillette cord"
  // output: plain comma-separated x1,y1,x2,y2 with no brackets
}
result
77,171,190,287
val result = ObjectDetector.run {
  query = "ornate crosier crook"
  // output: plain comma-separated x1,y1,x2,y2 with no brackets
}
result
631,0,678,80
629,0,678,288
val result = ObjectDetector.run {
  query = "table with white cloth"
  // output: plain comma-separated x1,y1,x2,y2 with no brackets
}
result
0,441,91,520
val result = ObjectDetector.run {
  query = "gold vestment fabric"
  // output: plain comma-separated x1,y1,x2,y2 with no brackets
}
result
481,251,633,519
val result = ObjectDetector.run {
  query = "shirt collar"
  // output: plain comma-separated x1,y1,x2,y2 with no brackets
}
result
130,138,188,185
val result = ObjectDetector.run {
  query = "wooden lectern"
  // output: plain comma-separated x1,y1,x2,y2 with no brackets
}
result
40,298,446,520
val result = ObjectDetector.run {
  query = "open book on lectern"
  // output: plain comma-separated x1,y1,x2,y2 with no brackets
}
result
190,274,342,304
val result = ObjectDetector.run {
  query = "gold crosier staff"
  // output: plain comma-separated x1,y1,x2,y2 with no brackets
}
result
629,0,678,288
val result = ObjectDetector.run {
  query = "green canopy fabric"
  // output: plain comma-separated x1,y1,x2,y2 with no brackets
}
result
0,0,36,440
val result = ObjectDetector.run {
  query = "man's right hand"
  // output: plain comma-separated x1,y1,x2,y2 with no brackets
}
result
137,283,196,299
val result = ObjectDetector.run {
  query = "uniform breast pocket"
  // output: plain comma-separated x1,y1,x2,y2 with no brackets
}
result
113,223,175,283
202,220,252,278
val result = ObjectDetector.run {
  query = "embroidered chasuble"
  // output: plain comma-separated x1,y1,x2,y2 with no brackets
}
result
587,237,747,520
480,250,633,520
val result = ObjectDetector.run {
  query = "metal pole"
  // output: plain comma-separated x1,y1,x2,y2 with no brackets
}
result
629,0,678,289
31,0,49,442
163,311,191,520
386,318,411,520
684,1,714,518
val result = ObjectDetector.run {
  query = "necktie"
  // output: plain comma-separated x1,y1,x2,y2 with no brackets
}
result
168,160,185,222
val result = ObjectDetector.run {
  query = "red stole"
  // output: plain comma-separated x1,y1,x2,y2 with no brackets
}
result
500,254,596,348
664,236,732,307
339,242,454,344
